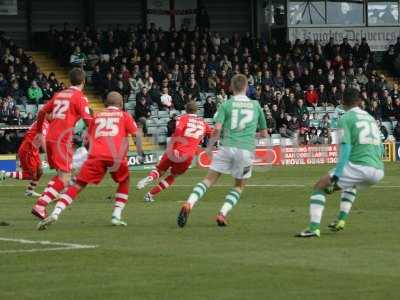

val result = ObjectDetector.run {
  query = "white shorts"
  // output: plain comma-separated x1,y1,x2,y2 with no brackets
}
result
330,162,384,190
72,147,88,171
209,146,254,179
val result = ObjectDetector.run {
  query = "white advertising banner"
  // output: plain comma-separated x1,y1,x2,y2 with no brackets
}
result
174,0,197,30
147,0,170,30
0,0,17,15
288,27,400,51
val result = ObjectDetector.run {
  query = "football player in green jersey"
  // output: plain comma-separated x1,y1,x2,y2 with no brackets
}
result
177,74,268,227
297,88,384,238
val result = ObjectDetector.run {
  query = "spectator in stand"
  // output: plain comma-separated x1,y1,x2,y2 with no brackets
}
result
288,115,300,135
393,121,400,141
216,88,228,107
101,72,117,99
70,46,87,67
167,114,178,137
134,97,151,135
308,127,320,144
172,87,187,111
377,120,388,141
295,98,308,117
23,112,35,125
381,97,395,121
185,78,200,101
0,73,8,96
7,107,22,125
48,72,61,91
42,82,54,102
27,80,43,105
305,84,319,107
204,96,216,118
7,80,26,106
393,97,400,120
160,87,172,110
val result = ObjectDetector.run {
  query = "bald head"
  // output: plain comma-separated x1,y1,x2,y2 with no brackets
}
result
106,92,123,108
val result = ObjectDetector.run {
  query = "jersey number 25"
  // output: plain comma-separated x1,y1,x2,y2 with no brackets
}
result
95,117,120,138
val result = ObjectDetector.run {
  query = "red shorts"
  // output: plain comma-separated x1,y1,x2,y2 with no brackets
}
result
18,142,41,179
157,152,193,176
76,158,129,184
46,140,73,172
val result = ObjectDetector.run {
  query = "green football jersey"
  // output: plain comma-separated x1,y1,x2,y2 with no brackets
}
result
338,107,383,170
213,95,267,151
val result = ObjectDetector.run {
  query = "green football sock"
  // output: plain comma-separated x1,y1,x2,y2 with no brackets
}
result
187,181,208,208
309,190,326,230
338,188,357,221
220,188,241,217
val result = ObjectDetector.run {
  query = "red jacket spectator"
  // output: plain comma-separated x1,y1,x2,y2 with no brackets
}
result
304,85,319,107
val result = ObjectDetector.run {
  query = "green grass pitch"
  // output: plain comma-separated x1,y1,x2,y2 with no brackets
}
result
0,163,399,300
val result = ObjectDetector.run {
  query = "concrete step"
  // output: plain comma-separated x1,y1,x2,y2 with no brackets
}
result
28,51,159,150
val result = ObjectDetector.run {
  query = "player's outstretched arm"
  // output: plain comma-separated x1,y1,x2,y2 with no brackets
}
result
332,143,352,183
36,101,54,132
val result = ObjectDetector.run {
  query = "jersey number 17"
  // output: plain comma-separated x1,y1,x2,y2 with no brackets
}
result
231,109,254,130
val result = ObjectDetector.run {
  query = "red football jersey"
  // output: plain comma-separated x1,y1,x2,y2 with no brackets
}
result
87,106,137,161
40,86,92,144
171,114,211,157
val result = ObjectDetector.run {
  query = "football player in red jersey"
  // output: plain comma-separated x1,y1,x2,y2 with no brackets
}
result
0,119,49,197
32,68,92,220
37,92,143,230
136,101,211,202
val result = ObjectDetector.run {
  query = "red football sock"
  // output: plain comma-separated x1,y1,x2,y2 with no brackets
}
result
58,181,85,208
113,178,130,219
36,176,65,207
148,169,162,180
53,180,86,215
26,180,39,191
149,175,175,197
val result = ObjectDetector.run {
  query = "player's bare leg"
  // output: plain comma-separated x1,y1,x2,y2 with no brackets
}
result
296,173,333,238
216,178,245,227
178,170,221,227
32,170,71,220
37,180,85,230
144,174,176,203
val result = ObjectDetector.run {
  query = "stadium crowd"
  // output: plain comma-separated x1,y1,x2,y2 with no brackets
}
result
0,33,65,153
47,24,400,144
1,24,400,153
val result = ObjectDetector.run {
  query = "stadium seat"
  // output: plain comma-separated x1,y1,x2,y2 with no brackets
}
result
158,111,169,118
16,105,26,112
125,102,135,110
169,110,179,117
307,107,315,113
26,105,37,115
147,126,158,136
157,134,167,144
382,121,393,135
159,117,170,124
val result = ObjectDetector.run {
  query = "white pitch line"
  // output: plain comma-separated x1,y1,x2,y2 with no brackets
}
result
0,237,97,254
